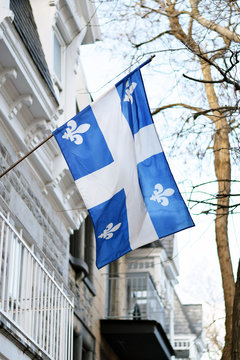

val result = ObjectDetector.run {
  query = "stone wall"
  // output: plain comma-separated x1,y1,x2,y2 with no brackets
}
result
0,137,69,281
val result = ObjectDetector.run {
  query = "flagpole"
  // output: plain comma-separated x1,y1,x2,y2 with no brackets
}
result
139,55,156,69
115,55,155,87
0,134,53,179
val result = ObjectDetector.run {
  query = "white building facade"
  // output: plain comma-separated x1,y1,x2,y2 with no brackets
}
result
0,1,102,359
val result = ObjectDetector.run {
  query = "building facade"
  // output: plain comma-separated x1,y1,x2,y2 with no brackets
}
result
0,1,205,359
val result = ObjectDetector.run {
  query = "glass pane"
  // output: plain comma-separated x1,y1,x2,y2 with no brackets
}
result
54,34,61,81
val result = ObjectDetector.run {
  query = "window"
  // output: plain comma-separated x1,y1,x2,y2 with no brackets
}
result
84,215,95,283
53,33,62,82
70,215,95,292
73,329,95,360
52,29,65,94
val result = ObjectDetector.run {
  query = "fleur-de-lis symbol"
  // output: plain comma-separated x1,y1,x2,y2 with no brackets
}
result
124,80,137,104
98,222,121,240
150,184,175,206
62,120,90,145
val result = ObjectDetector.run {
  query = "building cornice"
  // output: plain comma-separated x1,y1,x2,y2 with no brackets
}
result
0,16,58,117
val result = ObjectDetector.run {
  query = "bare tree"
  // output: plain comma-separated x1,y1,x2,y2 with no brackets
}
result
95,1,240,359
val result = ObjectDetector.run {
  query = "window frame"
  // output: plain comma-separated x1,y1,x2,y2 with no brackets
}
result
69,215,96,296
52,27,65,93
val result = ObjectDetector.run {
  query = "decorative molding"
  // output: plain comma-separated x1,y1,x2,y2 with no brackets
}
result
53,12,72,45
51,106,63,123
74,48,81,75
1,17,58,118
0,67,17,88
45,168,68,190
16,150,24,159
24,119,54,148
53,1,80,44
0,8,14,25
52,73,63,93
9,95,33,119
64,184,76,202
42,172,83,230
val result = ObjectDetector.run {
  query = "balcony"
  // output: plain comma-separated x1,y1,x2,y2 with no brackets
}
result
101,272,174,360
107,272,166,327
0,211,74,360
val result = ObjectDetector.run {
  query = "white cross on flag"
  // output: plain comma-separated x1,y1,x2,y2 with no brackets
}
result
53,59,194,268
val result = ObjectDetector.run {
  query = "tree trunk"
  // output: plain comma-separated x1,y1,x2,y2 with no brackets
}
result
165,6,235,358
232,261,240,360
214,128,235,360
200,61,235,360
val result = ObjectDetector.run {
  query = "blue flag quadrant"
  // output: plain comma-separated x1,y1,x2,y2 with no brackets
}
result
53,61,194,269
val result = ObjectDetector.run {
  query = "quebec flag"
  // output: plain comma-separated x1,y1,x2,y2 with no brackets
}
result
53,60,194,269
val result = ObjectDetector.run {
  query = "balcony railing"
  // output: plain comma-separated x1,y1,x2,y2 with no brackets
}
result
174,338,191,350
0,211,74,360
107,272,166,330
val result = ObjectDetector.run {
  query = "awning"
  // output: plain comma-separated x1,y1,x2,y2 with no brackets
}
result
100,319,175,360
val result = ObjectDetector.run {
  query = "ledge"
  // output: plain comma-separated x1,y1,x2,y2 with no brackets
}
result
69,254,89,278
101,319,175,360
0,313,50,360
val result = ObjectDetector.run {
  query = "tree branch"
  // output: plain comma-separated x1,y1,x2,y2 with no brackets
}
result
134,30,172,48
139,3,190,18
183,72,226,85
189,0,240,42
182,50,240,90
151,102,203,115
193,106,239,119
189,199,240,209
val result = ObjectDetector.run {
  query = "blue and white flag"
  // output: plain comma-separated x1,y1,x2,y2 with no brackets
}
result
53,60,194,268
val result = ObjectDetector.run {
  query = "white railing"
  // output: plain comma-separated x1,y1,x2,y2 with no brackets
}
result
0,211,74,360
174,338,191,350
107,272,166,330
